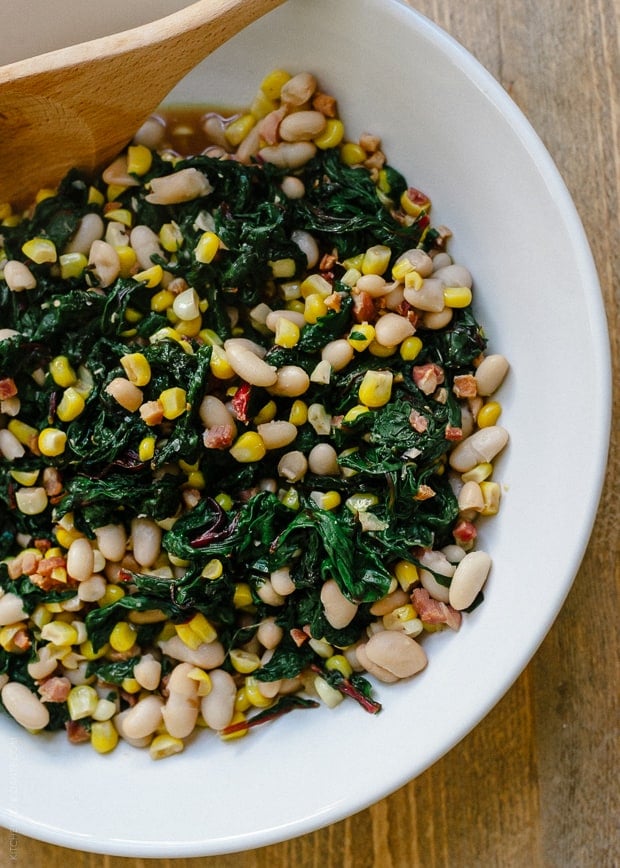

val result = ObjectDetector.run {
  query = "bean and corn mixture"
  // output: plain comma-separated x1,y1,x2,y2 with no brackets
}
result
0,70,509,757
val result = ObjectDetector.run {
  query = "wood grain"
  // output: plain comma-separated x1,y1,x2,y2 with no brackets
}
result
1,0,617,865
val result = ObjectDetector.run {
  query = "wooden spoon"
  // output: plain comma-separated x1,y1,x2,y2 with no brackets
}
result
0,0,285,207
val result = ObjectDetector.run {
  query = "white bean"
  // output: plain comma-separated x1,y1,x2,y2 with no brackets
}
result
277,450,308,482
133,115,166,149
265,309,306,331
66,537,95,582
354,641,399,683
257,617,284,649
448,426,509,473
432,263,473,288
356,274,389,297
291,229,319,267
1,681,50,730
321,339,354,371
27,645,58,681
133,653,162,691
308,443,339,476
64,212,104,255
199,395,237,434
257,420,298,450
94,524,127,562
423,308,453,329
268,365,310,397
88,240,120,288
457,480,484,515
280,72,318,106
403,277,446,312
223,340,277,387
114,710,151,749
158,635,226,669
374,312,416,347
393,248,434,278
449,550,492,610
122,695,164,740
130,225,164,270
281,175,305,199
131,517,162,567
279,110,326,142
200,669,236,730
256,580,286,607
320,579,359,629
258,142,317,170
162,692,198,739
0,429,25,460
364,630,428,678
475,354,510,396
77,574,106,602
3,260,37,292
145,167,212,205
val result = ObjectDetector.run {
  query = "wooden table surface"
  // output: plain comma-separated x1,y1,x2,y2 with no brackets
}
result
1,0,618,865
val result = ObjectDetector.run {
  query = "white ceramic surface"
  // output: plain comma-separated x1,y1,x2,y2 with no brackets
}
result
0,0,611,857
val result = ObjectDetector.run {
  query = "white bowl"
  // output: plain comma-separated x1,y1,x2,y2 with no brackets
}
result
0,0,611,857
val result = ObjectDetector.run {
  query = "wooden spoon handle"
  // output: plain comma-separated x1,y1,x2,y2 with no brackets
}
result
0,0,285,206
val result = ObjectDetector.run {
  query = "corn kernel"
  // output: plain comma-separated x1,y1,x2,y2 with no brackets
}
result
314,675,344,708
361,245,391,276
310,490,341,510
477,401,502,428
59,252,88,280
348,322,375,351
115,245,138,278
300,273,332,298
121,677,141,694
120,352,151,387
174,315,202,338
67,684,99,720
56,387,86,422
443,286,472,308
0,202,13,220
343,404,371,425
134,264,163,288
7,419,37,447
288,399,308,426
400,336,423,361
244,676,273,708
92,698,117,722
159,387,187,420
0,625,26,653
88,186,105,206
261,68,291,99
108,621,137,653
461,462,493,484
480,481,501,516
104,208,132,227
22,237,57,264
393,559,419,591
198,327,223,347
280,487,300,510
253,400,277,425
106,183,127,201
304,293,328,324
91,719,119,754
325,653,353,679
215,491,234,512
159,222,183,252
201,559,223,580
10,469,39,485
41,621,78,646
188,667,212,696
229,431,266,463
229,649,261,674
194,231,220,264
150,288,175,313
233,583,254,608
250,89,276,119
127,143,153,176
209,345,236,379
400,188,431,217
149,733,184,759
315,118,345,150
99,585,125,607
359,369,393,407
340,142,366,165
225,113,256,147
274,317,300,348
219,710,249,740
368,341,397,358
38,427,67,457
235,686,251,712
80,639,109,660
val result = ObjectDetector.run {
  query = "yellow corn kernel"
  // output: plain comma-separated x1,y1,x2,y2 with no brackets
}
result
304,293,328,324
361,245,391,276
209,345,235,380
233,583,254,609
225,113,256,147
56,387,86,422
343,404,371,424
229,649,261,674
393,559,419,592
44,602,64,613
198,327,223,347
10,469,39,485
104,208,132,227
88,186,105,206
98,585,125,607
235,686,251,712
186,470,205,489
134,264,163,288
120,352,151,387
159,221,183,252
300,273,332,299
400,335,423,361
40,620,78,646
274,317,300,348
109,621,137,653
159,387,187,420
311,490,341,510
2,215,21,228
480,481,501,516
115,244,138,278
244,676,273,708
55,526,83,549
214,492,233,513
201,559,223,580
461,462,493,484
269,258,296,279
229,431,266,463
175,612,217,649
33,188,55,204
38,427,67,457
261,68,291,99
150,288,175,312
443,286,472,308
288,399,308,426
400,188,431,217
383,604,418,630
59,252,88,280
194,231,220,264
359,369,393,408
325,653,353,679
149,733,184,759
315,118,345,150
250,89,276,119
253,400,277,425
368,340,397,358
91,719,119,754
340,142,366,166
107,183,127,201
92,698,117,722
348,322,375,351
0,625,26,653
404,269,424,292
187,667,212,696
174,315,202,338
31,604,52,630
123,307,142,326
280,487,300,510
121,677,141,694
22,237,57,264
67,684,99,720
80,639,109,660
127,143,153,176
377,169,391,194
477,400,502,428
219,710,249,740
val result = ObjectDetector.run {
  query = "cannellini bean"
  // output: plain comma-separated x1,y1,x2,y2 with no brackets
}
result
383,283,405,311
449,426,509,472
393,248,434,278
200,669,236,730
281,175,305,199
419,569,451,603
27,645,58,681
441,544,468,564
3,260,37,292
130,225,164,270
146,167,212,204
280,72,318,106
131,517,162,567
277,450,308,482
423,308,453,329
257,617,284,649
268,365,310,397
355,274,388,297
258,142,317,169
114,710,151,749
77,574,106,602
162,692,198,739
0,328,20,341
256,580,286,607
265,309,306,331
475,354,510,396
432,263,473,288
369,588,410,617
94,524,127,562
66,537,94,582
449,550,492,610
88,240,120,288
374,312,416,347
404,277,446,312
64,212,104,255
308,442,339,476
321,338,354,371
364,630,428,678
291,229,319,267
457,480,484,515
223,340,277,387
0,429,25,460
133,653,162,691
122,695,164,740
133,115,166,149
158,635,226,669
355,641,399,683
270,567,296,596
199,395,236,432
0,591,28,625
105,377,143,412
432,252,452,270
279,110,326,142
102,153,140,187
257,420,298,450
1,681,50,730
320,579,358,629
